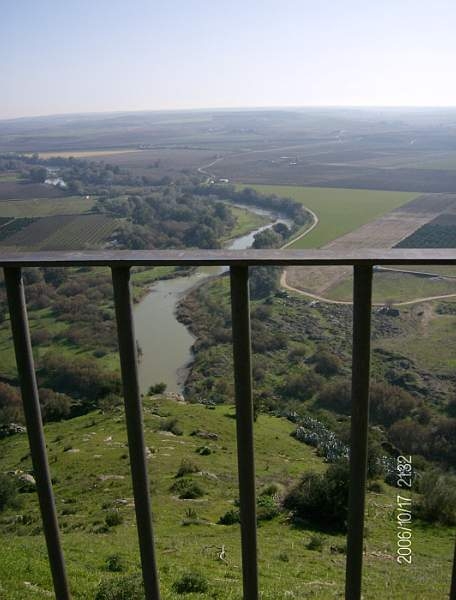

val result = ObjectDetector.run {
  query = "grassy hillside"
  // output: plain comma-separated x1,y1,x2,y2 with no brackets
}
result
0,398,453,599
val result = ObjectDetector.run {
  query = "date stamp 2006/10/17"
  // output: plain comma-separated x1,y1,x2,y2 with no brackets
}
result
396,455,412,564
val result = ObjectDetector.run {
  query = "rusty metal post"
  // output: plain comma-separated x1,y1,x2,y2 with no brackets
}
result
111,267,160,600
345,265,373,600
4,267,71,600
230,266,258,600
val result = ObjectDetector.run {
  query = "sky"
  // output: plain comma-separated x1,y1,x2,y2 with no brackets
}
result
1,0,456,120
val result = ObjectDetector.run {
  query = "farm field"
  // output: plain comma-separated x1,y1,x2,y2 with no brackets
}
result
397,213,456,248
0,181,65,200
325,270,456,304
0,214,119,251
238,185,418,248
35,149,143,159
0,173,20,182
0,398,453,599
0,196,95,217
217,154,456,192
235,185,456,303
94,147,219,179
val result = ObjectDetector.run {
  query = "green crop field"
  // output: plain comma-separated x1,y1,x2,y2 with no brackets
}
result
238,185,418,248
0,173,20,182
0,196,96,217
0,214,119,250
0,398,453,599
325,270,456,304
0,197,95,218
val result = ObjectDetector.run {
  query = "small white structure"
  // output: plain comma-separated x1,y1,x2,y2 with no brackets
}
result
45,177,67,188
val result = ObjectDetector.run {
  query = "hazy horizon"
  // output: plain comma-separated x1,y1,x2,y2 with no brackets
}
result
3,104,456,124
2,0,456,120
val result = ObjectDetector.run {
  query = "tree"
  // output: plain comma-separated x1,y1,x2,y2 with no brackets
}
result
249,267,280,299
317,380,351,414
284,460,350,531
0,382,22,425
370,383,418,428
312,349,342,376
148,382,167,395
282,370,324,401
29,167,47,183
0,474,20,512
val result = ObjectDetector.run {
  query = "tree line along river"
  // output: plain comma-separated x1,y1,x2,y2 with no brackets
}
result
134,204,293,394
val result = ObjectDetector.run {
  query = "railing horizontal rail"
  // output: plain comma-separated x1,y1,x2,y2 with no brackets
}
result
1,248,456,267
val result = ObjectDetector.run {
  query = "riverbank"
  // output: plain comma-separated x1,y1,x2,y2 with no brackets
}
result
133,201,294,394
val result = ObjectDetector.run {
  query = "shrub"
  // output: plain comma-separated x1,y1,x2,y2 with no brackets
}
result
0,474,20,512
284,460,349,532
317,380,351,415
370,383,418,428
159,418,183,436
447,397,456,418
0,382,22,425
416,471,456,525
368,481,384,494
98,393,123,413
257,494,280,522
105,510,123,527
172,571,208,594
288,346,307,364
282,370,324,401
196,446,211,456
388,419,428,456
148,382,167,395
176,459,199,478
293,416,348,463
312,350,342,376
259,482,284,497
104,554,125,572
40,388,72,422
307,534,326,552
170,479,205,499
184,508,198,520
95,573,143,600
428,417,456,465
39,353,121,406
218,508,240,525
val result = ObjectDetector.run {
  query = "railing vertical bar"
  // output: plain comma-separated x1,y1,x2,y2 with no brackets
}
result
345,265,373,600
111,266,160,600
450,537,456,599
4,267,71,600
229,265,259,600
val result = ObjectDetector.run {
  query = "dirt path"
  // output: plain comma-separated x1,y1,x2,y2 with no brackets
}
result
281,274,456,307
281,206,319,249
197,157,224,182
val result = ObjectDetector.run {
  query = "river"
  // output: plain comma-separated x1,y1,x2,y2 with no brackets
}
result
134,206,292,394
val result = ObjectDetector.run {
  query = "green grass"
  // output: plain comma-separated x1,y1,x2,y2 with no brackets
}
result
412,154,456,170
238,185,418,248
326,271,456,304
223,205,269,241
0,173,20,182
0,398,452,599
0,197,95,217
377,304,456,374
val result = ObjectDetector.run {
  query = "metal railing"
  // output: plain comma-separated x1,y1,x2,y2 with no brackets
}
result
1,249,456,600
